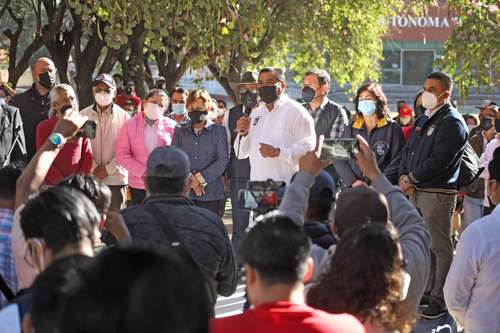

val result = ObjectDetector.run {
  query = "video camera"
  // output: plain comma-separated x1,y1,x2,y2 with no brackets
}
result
238,179,286,215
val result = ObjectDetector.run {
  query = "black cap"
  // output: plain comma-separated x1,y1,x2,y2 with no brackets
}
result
93,74,116,89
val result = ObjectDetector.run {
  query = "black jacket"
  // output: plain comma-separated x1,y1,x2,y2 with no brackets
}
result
0,103,26,166
399,103,468,192
11,85,50,161
122,194,238,307
303,220,336,250
227,105,251,180
335,116,404,185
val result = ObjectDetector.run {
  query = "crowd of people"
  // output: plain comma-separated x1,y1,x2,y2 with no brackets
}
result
0,56,499,333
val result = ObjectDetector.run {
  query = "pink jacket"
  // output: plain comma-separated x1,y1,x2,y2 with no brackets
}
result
115,111,176,189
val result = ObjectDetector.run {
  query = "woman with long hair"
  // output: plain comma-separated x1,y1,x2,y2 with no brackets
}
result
307,222,414,333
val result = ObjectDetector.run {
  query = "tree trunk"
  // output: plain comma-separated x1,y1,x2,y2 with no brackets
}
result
208,56,245,104
128,33,148,98
154,48,193,95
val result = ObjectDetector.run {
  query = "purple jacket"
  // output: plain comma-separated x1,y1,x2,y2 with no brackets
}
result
116,111,176,189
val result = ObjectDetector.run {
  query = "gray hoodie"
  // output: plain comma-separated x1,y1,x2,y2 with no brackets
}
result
279,171,430,314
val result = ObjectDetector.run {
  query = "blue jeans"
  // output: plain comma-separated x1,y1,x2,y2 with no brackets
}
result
230,178,250,267
462,196,483,232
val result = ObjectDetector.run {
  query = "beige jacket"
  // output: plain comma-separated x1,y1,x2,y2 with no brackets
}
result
80,103,130,185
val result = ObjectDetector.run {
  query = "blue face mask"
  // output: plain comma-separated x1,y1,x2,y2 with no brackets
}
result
358,100,377,117
171,103,186,116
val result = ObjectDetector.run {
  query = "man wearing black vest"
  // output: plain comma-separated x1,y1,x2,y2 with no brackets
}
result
224,71,259,267
302,69,349,139
302,69,349,186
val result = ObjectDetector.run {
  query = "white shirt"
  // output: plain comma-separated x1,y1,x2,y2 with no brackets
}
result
235,94,316,183
0,304,21,333
480,137,500,207
444,205,500,333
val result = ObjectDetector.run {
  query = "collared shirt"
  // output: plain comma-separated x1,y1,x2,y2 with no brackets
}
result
306,98,348,139
80,103,130,186
172,122,229,201
235,94,316,183
0,208,16,307
444,205,500,333
480,137,500,207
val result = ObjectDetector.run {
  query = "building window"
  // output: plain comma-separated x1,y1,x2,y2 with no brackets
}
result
381,50,401,84
402,51,434,85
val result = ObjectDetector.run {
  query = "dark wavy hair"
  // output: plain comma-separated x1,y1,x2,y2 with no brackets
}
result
353,82,389,119
307,223,414,333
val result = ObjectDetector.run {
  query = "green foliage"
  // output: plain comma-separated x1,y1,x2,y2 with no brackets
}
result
436,0,500,101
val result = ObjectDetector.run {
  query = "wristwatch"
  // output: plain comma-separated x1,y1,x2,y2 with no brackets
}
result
48,133,66,148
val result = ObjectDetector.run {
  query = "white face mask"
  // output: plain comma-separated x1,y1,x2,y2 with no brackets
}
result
94,92,114,107
421,91,446,111
144,103,164,121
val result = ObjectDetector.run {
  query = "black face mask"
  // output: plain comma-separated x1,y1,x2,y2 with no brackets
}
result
258,85,279,104
480,118,493,131
38,71,56,90
301,86,316,103
190,110,208,125
241,90,258,110
496,119,500,132
124,86,133,95
414,105,426,117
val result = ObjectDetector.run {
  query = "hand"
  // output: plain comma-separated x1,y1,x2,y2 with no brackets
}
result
236,116,251,136
103,211,131,244
298,135,333,177
94,166,108,180
354,134,382,182
352,179,367,187
399,176,415,195
192,183,205,196
259,143,280,158
52,112,88,139
190,174,200,188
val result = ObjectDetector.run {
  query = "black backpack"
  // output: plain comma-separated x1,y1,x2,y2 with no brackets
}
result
458,141,484,191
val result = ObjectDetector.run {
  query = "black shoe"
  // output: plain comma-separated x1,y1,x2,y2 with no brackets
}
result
419,301,447,319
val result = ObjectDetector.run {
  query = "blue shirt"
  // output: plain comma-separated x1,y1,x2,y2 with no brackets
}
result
172,122,229,201
0,208,16,307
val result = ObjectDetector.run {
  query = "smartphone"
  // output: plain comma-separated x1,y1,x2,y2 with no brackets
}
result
76,120,97,139
320,138,359,160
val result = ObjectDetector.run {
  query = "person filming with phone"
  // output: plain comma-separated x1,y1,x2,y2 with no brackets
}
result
235,67,316,183
35,84,93,185
334,82,404,186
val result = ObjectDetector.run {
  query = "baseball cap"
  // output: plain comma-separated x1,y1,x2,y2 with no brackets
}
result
239,71,258,85
93,74,116,89
475,99,495,109
146,146,190,179
334,185,389,236
398,104,413,118
308,171,336,210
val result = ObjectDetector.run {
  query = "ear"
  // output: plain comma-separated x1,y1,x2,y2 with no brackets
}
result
303,257,314,283
245,264,255,287
27,238,46,273
22,313,32,333
330,223,338,238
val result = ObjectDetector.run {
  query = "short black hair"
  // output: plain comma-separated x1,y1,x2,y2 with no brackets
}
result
31,255,92,333
259,67,285,82
61,247,209,333
216,99,227,108
170,86,186,98
146,176,187,195
112,73,122,79
59,174,111,215
242,215,311,286
21,187,101,253
0,164,22,200
307,187,334,221
304,69,331,86
427,71,453,92
489,147,500,182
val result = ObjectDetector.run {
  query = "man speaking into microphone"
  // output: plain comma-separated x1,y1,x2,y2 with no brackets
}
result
235,67,316,183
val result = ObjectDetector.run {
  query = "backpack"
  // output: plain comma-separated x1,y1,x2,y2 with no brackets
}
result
458,141,484,191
